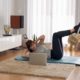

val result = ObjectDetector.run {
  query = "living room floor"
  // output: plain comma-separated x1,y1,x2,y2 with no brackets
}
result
0,45,80,80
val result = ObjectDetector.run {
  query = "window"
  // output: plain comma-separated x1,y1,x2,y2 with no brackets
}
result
27,0,76,43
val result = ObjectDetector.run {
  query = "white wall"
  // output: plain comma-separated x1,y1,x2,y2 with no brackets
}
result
0,0,4,34
13,0,25,15
0,0,14,35
0,0,27,35
75,0,80,24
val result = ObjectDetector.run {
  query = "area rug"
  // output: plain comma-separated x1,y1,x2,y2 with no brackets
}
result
0,58,75,79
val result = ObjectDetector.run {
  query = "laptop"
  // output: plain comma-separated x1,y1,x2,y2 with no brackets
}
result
29,53,47,66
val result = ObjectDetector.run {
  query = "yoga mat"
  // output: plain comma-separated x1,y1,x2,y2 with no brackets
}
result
15,56,80,65
48,56,80,65
15,56,29,61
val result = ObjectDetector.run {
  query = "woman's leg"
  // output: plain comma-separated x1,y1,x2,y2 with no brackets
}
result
51,23,80,60
51,30,72,60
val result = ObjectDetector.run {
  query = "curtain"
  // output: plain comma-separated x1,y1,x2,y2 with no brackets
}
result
27,0,76,43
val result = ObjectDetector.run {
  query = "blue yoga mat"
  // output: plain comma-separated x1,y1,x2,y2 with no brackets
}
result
15,56,29,61
48,56,80,65
15,56,80,65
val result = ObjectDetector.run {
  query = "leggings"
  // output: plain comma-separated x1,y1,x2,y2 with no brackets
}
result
51,30,72,60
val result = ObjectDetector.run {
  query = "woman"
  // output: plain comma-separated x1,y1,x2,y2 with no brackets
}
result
26,35,50,54
26,23,80,60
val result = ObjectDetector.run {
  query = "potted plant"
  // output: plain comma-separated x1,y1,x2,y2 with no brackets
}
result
32,34,37,41
4,25,11,35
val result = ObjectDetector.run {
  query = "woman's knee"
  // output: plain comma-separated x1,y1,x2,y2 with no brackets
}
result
53,32,59,38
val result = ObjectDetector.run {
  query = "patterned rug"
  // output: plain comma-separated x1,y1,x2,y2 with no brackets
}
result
0,58,75,79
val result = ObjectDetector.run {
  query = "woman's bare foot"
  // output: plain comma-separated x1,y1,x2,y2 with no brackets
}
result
70,28,75,33
74,23,80,33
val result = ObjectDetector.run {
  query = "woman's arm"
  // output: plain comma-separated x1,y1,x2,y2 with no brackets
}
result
36,35,45,44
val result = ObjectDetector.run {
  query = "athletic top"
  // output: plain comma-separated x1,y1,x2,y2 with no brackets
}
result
34,44,51,58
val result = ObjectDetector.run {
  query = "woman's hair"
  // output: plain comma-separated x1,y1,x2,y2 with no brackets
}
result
26,40,34,52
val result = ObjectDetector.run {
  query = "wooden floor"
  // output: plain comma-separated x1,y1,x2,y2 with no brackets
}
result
0,45,80,80
0,73,64,80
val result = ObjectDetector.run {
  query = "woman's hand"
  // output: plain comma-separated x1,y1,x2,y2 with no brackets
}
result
36,35,45,44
